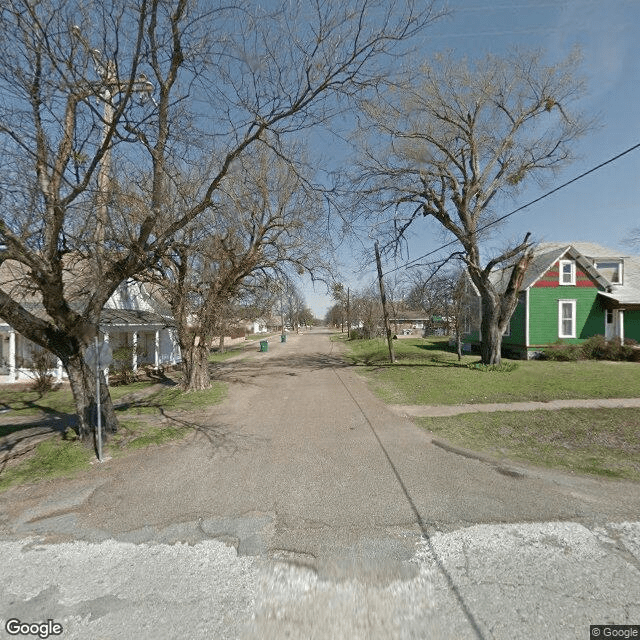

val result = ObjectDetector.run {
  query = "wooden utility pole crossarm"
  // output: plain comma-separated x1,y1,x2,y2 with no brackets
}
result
375,242,395,364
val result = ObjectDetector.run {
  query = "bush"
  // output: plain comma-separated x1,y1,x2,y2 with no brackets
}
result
467,361,519,372
624,338,640,363
581,335,638,362
540,343,581,361
579,335,608,360
541,336,640,362
110,345,138,385
29,348,56,393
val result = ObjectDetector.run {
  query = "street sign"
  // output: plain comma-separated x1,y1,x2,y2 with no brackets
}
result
84,339,113,463
84,341,113,370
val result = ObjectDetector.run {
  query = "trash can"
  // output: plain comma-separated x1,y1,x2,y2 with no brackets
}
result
260,340,268,352
280,334,287,343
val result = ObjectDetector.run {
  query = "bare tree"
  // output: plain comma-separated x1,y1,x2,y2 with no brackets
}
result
355,49,592,364
280,281,307,331
325,303,344,329
331,283,349,333
0,0,444,438
148,149,331,391
406,271,444,316
379,272,406,334
350,285,383,339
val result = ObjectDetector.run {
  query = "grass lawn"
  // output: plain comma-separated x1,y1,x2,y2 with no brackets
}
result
208,350,242,363
0,374,227,491
114,379,227,414
418,408,640,482
0,386,76,417
0,375,227,417
0,438,92,491
107,418,190,453
344,337,640,405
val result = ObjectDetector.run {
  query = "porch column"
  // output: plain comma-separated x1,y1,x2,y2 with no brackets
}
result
619,310,625,343
9,330,16,382
154,330,160,368
55,358,63,382
132,331,138,373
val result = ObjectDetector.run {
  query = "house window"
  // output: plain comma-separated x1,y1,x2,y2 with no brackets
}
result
558,300,576,338
595,260,623,284
559,260,575,285
502,322,511,337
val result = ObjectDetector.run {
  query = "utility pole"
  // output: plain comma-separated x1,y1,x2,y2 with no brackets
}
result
72,26,154,270
280,286,285,338
72,26,153,459
375,241,395,363
346,287,351,338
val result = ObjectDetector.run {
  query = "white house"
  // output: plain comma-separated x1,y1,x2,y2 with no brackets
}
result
0,278,181,384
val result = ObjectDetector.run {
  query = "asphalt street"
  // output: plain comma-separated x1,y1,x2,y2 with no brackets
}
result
1,329,639,639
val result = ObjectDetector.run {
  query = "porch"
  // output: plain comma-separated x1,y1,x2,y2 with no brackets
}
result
0,310,180,384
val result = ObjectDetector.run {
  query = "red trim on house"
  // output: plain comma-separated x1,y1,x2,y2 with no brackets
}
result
532,262,599,289
576,274,597,287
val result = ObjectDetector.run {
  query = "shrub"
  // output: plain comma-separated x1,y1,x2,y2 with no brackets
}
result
540,343,581,361
29,348,56,393
541,336,640,362
110,345,138,385
579,335,608,360
581,335,639,362
623,338,640,363
467,361,519,372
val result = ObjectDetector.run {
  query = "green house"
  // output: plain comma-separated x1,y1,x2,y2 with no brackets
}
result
465,242,640,359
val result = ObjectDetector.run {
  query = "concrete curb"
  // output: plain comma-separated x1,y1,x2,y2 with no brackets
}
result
429,437,527,478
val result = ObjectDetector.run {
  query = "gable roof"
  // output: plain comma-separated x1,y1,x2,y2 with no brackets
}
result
531,242,640,305
0,259,175,329
481,241,640,305
521,243,610,290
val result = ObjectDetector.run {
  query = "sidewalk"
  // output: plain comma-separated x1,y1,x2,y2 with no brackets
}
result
389,397,640,418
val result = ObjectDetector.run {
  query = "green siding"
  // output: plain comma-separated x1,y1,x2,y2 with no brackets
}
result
502,293,526,345
625,310,640,342
528,286,604,346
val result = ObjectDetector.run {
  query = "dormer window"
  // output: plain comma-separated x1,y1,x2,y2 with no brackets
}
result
594,260,623,285
559,260,575,285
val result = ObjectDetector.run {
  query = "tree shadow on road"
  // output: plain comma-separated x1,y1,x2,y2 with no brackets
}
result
209,352,352,386
157,408,269,457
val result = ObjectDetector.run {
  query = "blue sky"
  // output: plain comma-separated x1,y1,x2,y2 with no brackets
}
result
304,0,640,318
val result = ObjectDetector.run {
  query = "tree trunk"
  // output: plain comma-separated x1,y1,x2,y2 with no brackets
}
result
66,353,118,442
219,334,225,354
471,243,533,366
479,295,503,365
181,341,211,391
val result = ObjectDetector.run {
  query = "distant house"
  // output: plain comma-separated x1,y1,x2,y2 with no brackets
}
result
464,242,640,359
389,312,453,336
0,266,181,383
249,319,270,334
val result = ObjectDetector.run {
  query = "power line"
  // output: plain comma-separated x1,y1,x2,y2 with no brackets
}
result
381,141,640,277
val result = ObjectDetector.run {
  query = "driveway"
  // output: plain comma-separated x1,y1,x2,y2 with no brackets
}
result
1,329,639,639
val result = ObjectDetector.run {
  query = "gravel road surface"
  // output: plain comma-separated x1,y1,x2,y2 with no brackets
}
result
1,329,639,639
